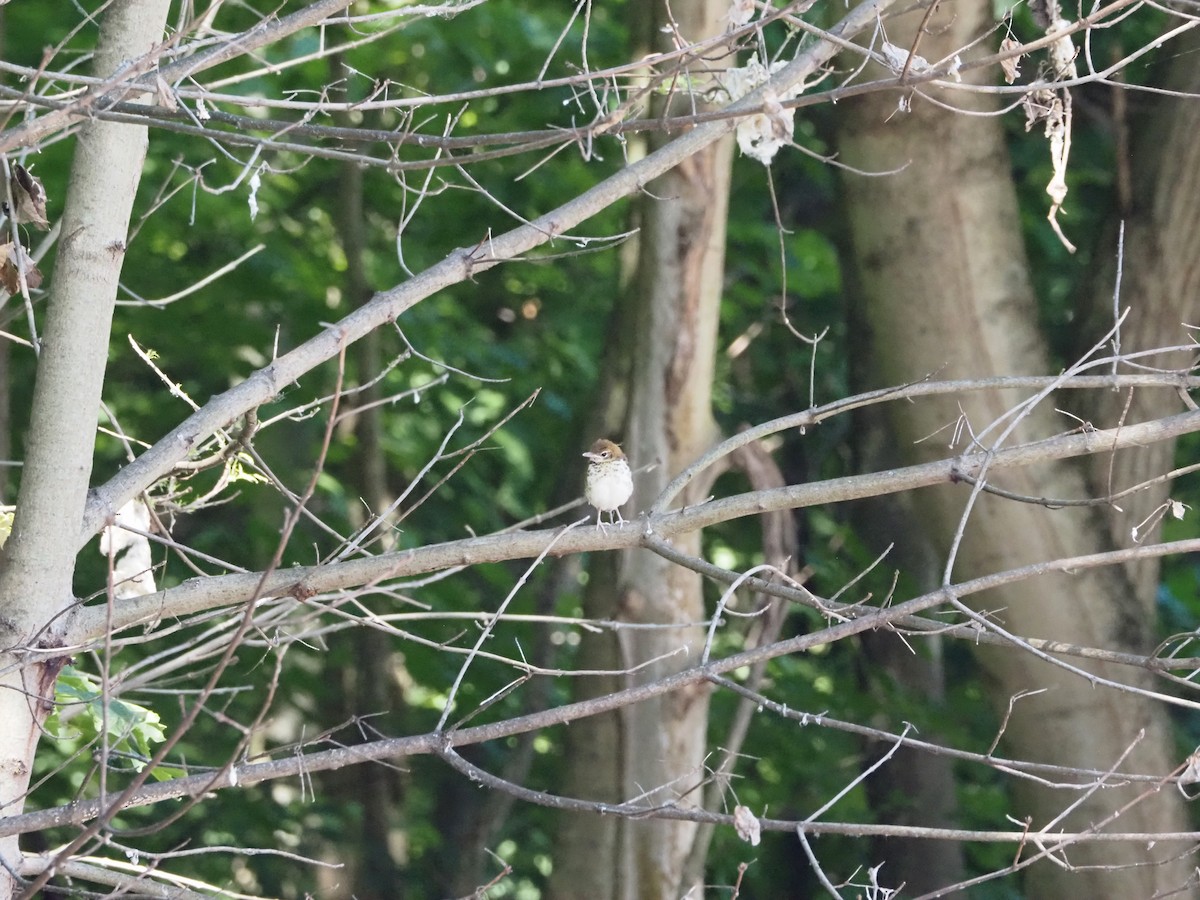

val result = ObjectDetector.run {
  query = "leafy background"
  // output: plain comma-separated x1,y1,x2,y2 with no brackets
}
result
2,1,1196,897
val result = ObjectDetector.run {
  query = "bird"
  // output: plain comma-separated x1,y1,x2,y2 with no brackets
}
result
582,438,633,529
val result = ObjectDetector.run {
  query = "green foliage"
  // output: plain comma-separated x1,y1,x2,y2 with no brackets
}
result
15,1,629,892
47,667,181,781
7,0,1193,895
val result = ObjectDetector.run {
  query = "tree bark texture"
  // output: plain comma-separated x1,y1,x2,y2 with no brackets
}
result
1074,30,1200,603
837,3,1196,897
0,2,171,895
549,2,733,897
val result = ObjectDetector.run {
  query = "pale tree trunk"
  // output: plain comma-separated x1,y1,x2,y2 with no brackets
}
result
549,2,733,897
837,3,1195,897
0,2,170,895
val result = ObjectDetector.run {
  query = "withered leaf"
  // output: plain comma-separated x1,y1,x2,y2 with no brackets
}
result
1000,38,1022,84
155,73,178,112
1022,88,1058,132
733,805,761,846
10,164,50,231
0,240,44,294
1029,0,1058,29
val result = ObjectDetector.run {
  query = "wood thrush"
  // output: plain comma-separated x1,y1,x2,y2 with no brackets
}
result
583,438,633,528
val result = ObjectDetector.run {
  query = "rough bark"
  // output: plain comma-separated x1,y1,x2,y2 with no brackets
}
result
0,2,171,895
837,3,1196,897
1075,32,1200,602
548,2,733,897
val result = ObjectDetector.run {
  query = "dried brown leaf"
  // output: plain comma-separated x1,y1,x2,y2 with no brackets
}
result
1029,0,1058,29
1000,38,1022,84
10,164,49,230
733,805,762,846
1022,88,1057,132
0,240,43,294
155,73,178,112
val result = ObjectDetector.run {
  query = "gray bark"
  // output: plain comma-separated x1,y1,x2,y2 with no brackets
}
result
0,2,171,895
549,2,733,896
1075,31,1200,602
837,2,1196,896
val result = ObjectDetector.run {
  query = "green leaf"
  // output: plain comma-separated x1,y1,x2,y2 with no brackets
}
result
48,667,170,775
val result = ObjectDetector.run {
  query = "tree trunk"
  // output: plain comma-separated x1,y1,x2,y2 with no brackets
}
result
0,2,171,895
1075,31,1200,601
335,131,406,899
549,2,733,897
837,4,1195,897
850,336,965,894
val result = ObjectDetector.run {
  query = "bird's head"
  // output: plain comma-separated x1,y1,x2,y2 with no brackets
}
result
583,438,625,462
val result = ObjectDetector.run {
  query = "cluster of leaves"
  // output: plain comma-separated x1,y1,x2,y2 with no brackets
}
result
0,163,48,293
